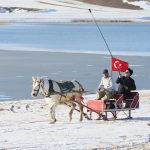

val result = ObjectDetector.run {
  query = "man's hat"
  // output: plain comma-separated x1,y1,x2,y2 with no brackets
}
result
103,69,108,74
126,68,133,75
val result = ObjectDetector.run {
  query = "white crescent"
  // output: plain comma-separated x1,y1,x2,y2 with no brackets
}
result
114,60,122,69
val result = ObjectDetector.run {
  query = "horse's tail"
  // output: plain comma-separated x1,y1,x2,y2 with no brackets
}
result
74,80,84,93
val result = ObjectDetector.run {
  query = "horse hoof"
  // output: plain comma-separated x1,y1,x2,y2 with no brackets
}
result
84,114,90,120
49,119,56,124
96,117,101,120
49,121,55,124
69,118,72,122
79,118,83,122
10,105,15,113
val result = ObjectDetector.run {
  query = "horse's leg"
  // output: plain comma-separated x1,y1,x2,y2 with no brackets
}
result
76,96,83,122
49,106,56,124
49,102,57,124
67,102,76,122
78,103,83,121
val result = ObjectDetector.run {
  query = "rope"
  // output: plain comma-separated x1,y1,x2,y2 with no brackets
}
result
38,1,102,12
89,9,113,57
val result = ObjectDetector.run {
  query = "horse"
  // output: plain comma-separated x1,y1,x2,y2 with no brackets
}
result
31,76,87,124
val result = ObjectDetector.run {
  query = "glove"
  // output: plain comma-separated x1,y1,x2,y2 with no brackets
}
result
99,85,105,92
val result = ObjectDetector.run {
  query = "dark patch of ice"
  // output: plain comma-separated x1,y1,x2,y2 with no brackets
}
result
0,7,56,13
140,17,150,20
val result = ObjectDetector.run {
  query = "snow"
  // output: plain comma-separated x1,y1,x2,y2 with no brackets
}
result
123,0,150,10
0,91,150,149
1,43,150,57
0,0,149,22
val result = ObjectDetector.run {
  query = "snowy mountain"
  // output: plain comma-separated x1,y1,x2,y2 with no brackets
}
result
0,0,149,22
79,0,150,10
123,0,150,10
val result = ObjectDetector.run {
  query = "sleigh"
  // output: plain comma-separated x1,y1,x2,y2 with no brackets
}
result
86,92,139,120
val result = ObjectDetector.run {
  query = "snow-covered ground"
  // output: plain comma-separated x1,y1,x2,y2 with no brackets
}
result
0,0,150,22
0,2,150,148
0,91,150,149
123,0,150,10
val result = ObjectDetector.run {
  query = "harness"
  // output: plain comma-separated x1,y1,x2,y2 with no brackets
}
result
40,79,54,97
33,78,88,119
40,79,84,101
56,81,75,93
48,80,55,96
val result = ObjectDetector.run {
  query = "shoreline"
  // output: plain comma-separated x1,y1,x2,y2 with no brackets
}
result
1,48,150,57
0,19,150,23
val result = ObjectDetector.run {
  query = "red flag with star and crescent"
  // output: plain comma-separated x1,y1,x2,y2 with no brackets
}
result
112,57,129,72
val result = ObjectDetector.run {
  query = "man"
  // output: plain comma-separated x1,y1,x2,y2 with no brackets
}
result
116,68,136,99
97,69,115,102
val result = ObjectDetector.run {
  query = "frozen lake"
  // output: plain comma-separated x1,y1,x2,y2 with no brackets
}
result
0,23,150,100
0,23,150,54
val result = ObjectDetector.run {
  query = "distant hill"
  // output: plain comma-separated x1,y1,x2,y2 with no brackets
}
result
78,0,142,9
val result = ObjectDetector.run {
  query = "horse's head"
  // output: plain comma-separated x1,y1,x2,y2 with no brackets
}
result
31,76,41,97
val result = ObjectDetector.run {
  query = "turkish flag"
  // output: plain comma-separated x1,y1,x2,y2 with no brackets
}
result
112,57,129,72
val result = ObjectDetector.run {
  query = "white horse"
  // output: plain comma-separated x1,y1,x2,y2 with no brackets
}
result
31,76,87,123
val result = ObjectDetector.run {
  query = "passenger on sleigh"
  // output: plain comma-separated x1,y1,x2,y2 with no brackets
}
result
116,68,136,99
116,68,136,108
97,69,116,109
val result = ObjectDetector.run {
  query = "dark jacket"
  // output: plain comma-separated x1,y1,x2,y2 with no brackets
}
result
116,76,136,99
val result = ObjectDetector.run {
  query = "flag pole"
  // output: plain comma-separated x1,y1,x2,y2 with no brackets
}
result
88,9,125,79
88,9,113,58
88,9,113,77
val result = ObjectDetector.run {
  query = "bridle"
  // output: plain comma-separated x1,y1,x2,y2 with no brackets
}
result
32,80,41,96
32,78,52,97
